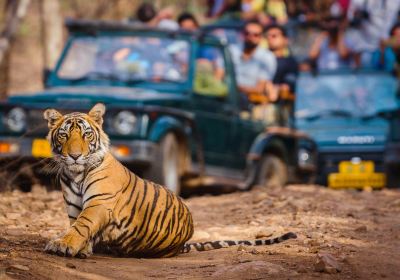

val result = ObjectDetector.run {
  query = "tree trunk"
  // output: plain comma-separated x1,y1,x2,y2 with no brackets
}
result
0,0,30,100
40,0,63,71
0,46,10,97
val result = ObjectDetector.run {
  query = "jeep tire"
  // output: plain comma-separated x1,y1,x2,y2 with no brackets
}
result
256,154,287,188
145,133,181,195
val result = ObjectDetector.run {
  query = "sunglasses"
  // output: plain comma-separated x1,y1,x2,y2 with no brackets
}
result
266,33,281,38
244,31,262,37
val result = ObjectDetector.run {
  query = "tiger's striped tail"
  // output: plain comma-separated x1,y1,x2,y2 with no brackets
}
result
180,232,297,253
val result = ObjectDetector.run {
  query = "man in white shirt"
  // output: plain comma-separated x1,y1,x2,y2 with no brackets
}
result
231,20,277,123
231,20,277,104
347,0,400,64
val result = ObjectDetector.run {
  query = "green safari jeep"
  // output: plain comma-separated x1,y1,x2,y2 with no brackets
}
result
0,19,317,194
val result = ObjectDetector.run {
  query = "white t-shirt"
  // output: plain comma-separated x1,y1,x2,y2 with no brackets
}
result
347,0,400,51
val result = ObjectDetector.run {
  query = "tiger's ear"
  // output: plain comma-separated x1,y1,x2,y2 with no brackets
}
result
88,103,106,125
43,109,63,129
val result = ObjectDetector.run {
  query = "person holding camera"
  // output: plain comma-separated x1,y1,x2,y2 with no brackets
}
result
347,0,400,67
308,16,353,70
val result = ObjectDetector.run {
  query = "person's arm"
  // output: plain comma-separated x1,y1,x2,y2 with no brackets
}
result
238,79,267,99
266,81,279,102
309,32,327,60
337,31,351,59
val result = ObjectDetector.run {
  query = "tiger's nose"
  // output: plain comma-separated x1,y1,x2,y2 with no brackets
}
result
68,153,81,160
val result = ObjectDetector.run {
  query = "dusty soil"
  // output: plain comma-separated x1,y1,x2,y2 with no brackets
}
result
0,184,399,280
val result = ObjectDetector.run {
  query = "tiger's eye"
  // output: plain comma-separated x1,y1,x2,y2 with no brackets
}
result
84,131,93,137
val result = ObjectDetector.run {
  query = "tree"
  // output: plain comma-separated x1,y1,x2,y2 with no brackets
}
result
40,0,63,71
0,0,30,100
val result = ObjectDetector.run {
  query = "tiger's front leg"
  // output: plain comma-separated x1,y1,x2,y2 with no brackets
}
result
45,204,110,257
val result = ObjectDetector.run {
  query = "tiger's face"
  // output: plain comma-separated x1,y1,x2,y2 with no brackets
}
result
43,103,110,174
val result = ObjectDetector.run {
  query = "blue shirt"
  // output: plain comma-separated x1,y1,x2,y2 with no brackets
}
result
231,46,277,87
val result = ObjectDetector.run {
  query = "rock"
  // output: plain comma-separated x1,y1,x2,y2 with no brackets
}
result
297,266,307,273
66,263,76,269
305,232,313,239
0,248,10,254
339,255,350,264
5,229,25,237
314,253,341,274
5,213,21,220
237,245,246,252
249,248,260,255
255,229,274,239
248,221,260,226
389,199,400,208
346,212,355,218
307,239,320,247
9,264,29,271
191,230,210,241
252,192,268,204
327,241,342,249
354,225,367,233
309,247,319,254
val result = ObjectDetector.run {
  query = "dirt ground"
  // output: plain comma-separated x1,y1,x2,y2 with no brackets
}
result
0,184,399,280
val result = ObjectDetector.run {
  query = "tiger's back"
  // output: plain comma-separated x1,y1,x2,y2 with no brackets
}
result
92,157,194,257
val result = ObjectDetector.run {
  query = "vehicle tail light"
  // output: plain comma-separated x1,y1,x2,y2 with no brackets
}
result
112,145,131,158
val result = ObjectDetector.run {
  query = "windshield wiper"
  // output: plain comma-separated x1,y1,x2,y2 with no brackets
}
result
302,109,354,121
361,110,391,121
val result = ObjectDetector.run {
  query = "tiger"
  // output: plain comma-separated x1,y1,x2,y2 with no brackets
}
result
43,103,297,258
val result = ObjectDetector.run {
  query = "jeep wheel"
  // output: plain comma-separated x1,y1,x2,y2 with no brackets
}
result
256,155,287,188
145,133,181,195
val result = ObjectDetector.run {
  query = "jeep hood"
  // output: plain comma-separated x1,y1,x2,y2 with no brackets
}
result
296,118,389,152
7,86,188,108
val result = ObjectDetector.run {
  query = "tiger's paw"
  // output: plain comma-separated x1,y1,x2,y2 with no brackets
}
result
76,242,93,259
45,238,80,257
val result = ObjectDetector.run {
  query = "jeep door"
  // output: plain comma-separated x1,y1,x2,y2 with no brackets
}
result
190,42,236,167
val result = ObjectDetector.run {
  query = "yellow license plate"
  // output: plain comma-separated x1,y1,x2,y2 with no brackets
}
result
338,160,374,174
32,139,52,158
328,160,386,189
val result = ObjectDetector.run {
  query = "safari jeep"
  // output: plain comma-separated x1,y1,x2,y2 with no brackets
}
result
295,69,400,189
0,19,316,194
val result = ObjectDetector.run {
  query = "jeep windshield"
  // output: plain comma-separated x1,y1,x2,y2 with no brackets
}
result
57,35,189,85
295,71,399,120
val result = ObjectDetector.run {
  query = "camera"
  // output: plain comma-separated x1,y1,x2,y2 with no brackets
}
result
350,9,370,27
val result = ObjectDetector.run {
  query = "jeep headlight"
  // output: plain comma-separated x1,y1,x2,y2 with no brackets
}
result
298,148,314,168
113,111,137,135
5,107,26,133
